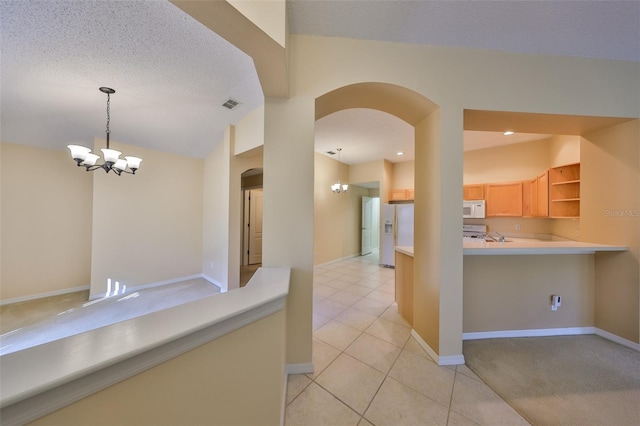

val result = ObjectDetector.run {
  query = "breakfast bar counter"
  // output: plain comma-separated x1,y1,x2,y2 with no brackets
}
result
463,238,627,255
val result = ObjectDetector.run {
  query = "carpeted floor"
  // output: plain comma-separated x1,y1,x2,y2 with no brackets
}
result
464,335,640,426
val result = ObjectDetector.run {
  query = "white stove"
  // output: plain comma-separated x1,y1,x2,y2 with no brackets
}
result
463,224,487,241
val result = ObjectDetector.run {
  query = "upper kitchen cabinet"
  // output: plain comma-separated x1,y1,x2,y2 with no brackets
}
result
549,163,580,218
389,188,414,201
463,184,485,200
486,181,523,217
523,170,549,217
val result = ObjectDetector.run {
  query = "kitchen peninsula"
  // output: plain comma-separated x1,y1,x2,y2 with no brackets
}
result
395,239,627,340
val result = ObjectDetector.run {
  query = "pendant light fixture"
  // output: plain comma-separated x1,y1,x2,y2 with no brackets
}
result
67,87,142,175
331,148,349,193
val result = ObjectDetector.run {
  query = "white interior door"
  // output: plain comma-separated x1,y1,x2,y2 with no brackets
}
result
361,196,373,255
248,189,263,265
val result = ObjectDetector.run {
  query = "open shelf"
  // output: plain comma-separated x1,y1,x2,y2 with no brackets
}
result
549,163,580,218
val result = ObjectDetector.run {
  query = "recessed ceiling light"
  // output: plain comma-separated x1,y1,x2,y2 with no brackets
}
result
503,131,515,136
397,151,404,156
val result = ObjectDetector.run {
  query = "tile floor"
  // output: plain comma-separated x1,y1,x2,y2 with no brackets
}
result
284,253,529,426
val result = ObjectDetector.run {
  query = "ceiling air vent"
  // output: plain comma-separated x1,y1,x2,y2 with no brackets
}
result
222,98,241,110
326,150,336,155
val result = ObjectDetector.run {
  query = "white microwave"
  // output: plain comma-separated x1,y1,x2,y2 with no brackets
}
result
463,200,486,219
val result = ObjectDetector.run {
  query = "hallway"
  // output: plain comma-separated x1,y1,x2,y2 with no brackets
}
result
284,253,528,425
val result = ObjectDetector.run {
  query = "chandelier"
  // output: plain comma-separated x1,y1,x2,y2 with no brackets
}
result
331,148,349,193
67,87,142,175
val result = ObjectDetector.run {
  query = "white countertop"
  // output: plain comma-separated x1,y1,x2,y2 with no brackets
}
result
0,267,290,413
395,239,627,256
463,238,627,255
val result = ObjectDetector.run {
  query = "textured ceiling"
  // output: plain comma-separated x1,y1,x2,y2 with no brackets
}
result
1,0,638,162
0,0,263,158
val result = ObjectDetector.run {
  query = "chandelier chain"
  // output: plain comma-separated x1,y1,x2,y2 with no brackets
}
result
105,93,111,136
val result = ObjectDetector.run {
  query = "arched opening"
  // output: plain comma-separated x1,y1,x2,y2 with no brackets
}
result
313,82,442,351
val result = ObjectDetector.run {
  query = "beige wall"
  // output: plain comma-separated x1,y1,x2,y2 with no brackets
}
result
550,135,580,167
314,153,369,264
234,105,265,155
32,310,286,426
581,119,639,343
464,255,595,332
90,139,203,298
464,138,552,184
202,132,232,290
1,143,93,301
263,95,314,365
268,33,639,362
391,160,414,189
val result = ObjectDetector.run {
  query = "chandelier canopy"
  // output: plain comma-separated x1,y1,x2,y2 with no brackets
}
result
331,148,348,193
67,87,142,175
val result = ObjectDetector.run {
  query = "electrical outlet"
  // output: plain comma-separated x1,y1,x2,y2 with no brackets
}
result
515,224,521,231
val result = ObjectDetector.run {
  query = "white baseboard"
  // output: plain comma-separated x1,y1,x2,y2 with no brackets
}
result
0,285,90,306
287,362,314,375
201,274,226,293
314,254,361,268
410,330,465,366
595,328,640,351
463,327,596,340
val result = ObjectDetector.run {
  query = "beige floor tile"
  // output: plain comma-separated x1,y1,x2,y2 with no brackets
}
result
313,274,332,284
340,273,365,283
365,289,395,304
450,372,529,426
324,279,353,290
307,337,341,379
316,353,386,415
380,304,411,327
313,284,339,301
352,297,391,316
286,374,312,404
388,350,455,407
314,320,362,351
327,290,364,306
456,364,482,382
334,308,378,331
284,382,361,426
365,317,411,347
342,285,374,297
447,410,480,425
356,278,384,289
312,310,332,331
403,335,433,360
314,298,349,318
345,333,402,374
323,270,347,280
377,281,396,294
364,377,449,426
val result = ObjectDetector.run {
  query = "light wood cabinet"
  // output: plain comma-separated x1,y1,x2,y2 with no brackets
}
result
522,179,533,217
389,188,414,201
549,163,580,218
463,184,485,200
395,251,413,325
486,181,523,217
535,170,549,217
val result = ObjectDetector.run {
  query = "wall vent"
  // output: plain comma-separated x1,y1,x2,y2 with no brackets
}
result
222,98,241,110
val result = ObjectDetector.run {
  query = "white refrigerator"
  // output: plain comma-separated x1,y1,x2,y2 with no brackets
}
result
380,203,414,267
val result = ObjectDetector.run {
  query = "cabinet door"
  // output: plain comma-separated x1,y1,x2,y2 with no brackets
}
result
389,189,406,201
536,170,549,217
405,189,414,200
522,180,533,217
486,182,523,217
463,184,485,200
